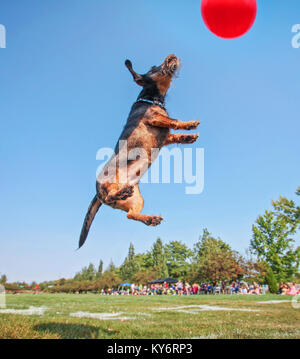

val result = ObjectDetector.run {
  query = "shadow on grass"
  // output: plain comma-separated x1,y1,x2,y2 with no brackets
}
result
33,322,100,339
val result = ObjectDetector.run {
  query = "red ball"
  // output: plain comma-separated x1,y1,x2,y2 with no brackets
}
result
201,0,257,39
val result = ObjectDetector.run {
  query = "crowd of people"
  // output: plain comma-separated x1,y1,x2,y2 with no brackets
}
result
278,282,299,295
99,280,300,296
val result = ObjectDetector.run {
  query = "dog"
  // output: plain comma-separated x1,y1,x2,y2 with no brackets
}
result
79,54,199,248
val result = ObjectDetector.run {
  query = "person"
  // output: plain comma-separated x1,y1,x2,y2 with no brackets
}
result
192,283,199,295
212,280,217,293
185,282,191,295
131,283,135,294
240,284,248,294
249,282,260,294
230,282,236,294
262,284,268,295
177,281,183,295
252,283,260,295
221,281,226,294
280,283,289,295
207,283,212,294
287,283,298,296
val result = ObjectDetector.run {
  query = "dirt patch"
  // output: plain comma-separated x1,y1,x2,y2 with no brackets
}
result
154,304,259,312
256,300,291,304
0,306,47,316
69,311,136,320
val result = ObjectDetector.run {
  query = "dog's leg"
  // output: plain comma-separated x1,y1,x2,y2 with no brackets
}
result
164,133,199,145
146,113,199,130
121,184,163,226
128,211,164,226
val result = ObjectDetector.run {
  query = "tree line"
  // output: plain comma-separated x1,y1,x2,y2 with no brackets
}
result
2,187,300,294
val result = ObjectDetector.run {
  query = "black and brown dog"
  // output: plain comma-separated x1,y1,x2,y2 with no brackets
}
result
79,54,199,248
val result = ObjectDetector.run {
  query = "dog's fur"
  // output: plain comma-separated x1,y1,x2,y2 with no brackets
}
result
79,54,199,248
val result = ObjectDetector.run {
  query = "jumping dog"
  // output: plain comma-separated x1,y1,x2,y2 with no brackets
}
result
79,54,200,248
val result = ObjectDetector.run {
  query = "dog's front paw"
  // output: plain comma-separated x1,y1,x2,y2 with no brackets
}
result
180,133,199,144
185,120,200,130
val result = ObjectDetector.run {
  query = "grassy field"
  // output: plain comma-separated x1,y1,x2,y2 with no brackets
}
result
0,293,299,339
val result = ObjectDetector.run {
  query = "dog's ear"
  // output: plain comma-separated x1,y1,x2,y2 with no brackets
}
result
125,60,144,86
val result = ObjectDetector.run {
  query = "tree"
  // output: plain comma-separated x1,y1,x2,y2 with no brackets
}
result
0,274,7,284
105,260,116,273
251,209,300,282
58,278,66,286
119,243,140,281
193,229,231,261
96,259,103,278
95,271,122,290
264,268,278,293
251,187,300,282
150,238,168,278
152,238,164,266
134,253,152,271
132,270,159,285
272,187,300,233
86,263,96,280
164,241,193,280
74,263,97,281
243,251,269,284
128,242,135,260
193,229,245,282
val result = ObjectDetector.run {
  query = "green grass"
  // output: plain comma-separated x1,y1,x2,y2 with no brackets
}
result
0,293,299,339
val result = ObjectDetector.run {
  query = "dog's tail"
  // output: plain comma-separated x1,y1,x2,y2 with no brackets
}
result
78,195,102,249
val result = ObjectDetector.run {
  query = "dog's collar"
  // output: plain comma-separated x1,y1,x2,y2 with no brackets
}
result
136,98,165,109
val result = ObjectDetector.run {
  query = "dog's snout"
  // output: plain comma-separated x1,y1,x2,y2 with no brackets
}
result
166,54,177,61
163,54,180,75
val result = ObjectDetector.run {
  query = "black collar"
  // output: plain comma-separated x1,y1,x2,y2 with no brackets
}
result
135,98,165,109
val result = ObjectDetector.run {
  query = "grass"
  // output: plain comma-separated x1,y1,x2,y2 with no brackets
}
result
0,293,299,339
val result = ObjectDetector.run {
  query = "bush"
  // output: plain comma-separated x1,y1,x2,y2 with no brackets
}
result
132,270,159,285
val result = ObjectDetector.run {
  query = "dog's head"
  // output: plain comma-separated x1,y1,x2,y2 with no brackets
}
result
125,54,181,96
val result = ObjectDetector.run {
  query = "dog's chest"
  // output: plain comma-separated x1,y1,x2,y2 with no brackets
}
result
121,105,169,150
143,106,169,147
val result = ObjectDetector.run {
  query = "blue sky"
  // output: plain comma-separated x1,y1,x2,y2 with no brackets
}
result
0,0,299,282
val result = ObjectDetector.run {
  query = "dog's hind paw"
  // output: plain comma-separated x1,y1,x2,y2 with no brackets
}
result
144,215,164,226
105,185,134,204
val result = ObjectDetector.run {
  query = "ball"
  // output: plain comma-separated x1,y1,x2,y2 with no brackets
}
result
201,0,257,39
